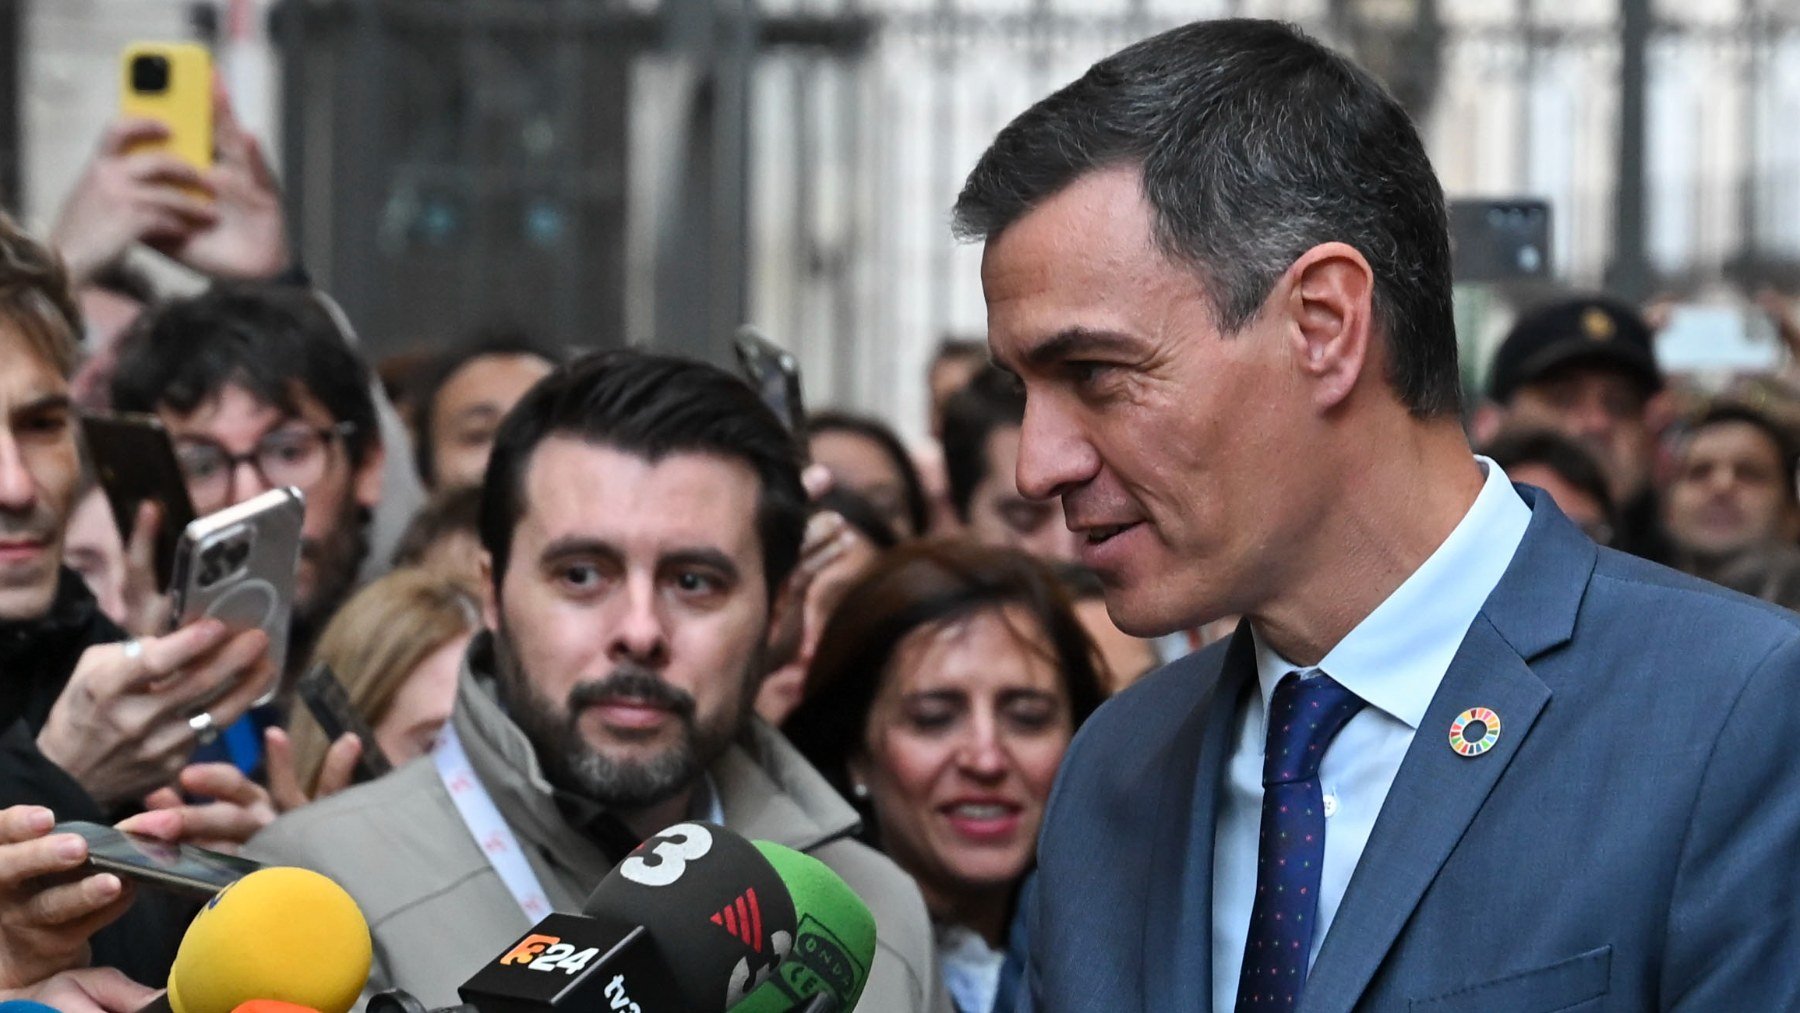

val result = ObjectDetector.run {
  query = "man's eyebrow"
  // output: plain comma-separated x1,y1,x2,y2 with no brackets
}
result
1020,328,1141,370
661,548,740,580
13,393,72,417
538,536,619,563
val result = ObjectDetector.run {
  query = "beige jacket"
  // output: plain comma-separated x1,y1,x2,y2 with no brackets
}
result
247,662,949,1012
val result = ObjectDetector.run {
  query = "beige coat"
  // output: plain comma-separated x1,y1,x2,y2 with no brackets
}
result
247,663,950,1012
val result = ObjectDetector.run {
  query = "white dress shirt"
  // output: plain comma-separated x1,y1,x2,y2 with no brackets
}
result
1210,458,1532,1012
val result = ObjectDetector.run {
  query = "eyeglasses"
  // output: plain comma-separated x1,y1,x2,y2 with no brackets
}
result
175,422,356,513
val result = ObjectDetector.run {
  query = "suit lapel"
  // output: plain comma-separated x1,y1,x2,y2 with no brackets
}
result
1143,627,1257,1008
1296,488,1592,1013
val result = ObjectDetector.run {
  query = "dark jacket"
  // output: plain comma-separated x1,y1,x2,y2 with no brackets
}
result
0,568,185,985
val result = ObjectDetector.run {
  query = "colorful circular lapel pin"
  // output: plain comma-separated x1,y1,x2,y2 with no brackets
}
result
1448,707,1501,757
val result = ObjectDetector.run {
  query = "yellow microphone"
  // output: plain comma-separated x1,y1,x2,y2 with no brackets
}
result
161,867,373,1013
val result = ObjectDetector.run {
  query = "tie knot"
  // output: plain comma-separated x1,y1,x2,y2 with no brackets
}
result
1262,670,1365,786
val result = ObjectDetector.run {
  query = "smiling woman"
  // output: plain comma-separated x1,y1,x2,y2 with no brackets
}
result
781,541,1106,1013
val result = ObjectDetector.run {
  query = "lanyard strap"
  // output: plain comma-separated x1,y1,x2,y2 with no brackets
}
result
432,722,553,920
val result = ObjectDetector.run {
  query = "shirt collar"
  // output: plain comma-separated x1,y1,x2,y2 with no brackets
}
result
1252,457,1532,729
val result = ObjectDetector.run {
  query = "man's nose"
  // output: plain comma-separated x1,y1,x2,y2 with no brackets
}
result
607,576,669,666
1015,401,1102,503
0,434,37,513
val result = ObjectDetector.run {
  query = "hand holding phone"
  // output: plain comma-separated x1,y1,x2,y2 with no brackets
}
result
295,662,394,784
168,487,305,705
54,820,261,900
120,42,213,173
36,624,276,808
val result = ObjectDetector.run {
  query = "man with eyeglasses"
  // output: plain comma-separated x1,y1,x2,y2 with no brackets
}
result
110,282,385,691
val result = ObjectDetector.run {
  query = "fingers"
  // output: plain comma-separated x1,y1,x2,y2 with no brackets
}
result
22,872,128,930
313,735,364,802
263,727,307,813
115,808,183,843
120,619,228,692
142,787,183,812
121,152,215,197
40,966,160,1013
99,118,171,155
0,804,55,845
188,633,275,728
802,463,834,501
176,763,263,807
0,831,88,887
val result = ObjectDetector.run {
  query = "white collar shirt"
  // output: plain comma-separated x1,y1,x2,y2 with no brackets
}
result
1210,457,1532,1012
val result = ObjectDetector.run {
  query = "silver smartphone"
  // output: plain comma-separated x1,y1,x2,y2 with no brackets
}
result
167,486,305,706
57,820,262,899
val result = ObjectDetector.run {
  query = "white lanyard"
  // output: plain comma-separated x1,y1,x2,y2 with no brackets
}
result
432,722,554,921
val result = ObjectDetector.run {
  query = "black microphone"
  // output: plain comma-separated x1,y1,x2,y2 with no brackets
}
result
456,822,798,1013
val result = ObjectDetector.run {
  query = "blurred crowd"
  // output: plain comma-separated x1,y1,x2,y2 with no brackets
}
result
2,67,1799,1013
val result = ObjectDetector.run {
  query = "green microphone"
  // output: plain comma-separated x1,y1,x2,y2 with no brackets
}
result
726,842,878,1013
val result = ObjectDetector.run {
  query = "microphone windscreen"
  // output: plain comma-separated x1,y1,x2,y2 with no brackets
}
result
230,1003,321,1013
728,843,876,1013
167,867,372,1013
583,822,798,1011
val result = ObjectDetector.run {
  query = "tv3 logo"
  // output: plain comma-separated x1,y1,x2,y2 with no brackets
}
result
603,974,642,1013
619,822,714,888
724,929,794,1005
498,933,600,975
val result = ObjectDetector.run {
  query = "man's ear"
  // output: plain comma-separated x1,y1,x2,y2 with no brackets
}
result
354,434,387,510
1278,241,1377,412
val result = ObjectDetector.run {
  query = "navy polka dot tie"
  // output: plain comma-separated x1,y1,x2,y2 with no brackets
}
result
1234,670,1366,1012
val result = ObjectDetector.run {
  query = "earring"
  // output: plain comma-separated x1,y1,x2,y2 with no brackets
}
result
851,781,870,800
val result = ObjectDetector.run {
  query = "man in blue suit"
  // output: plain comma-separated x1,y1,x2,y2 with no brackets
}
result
952,18,1800,1012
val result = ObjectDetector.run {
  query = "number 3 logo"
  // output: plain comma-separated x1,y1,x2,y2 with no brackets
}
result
620,823,714,887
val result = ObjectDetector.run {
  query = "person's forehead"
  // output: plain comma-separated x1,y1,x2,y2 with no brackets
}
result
440,353,553,409
0,323,71,400
1524,362,1647,398
886,608,1061,693
516,438,764,553
166,380,336,433
1687,421,1784,464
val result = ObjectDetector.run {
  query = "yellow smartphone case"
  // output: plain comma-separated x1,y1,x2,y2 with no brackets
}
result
120,41,213,171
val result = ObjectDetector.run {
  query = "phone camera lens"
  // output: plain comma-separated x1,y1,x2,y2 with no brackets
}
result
131,54,170,94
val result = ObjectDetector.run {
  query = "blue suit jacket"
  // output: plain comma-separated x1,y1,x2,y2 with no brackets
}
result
1020,487,1800,1011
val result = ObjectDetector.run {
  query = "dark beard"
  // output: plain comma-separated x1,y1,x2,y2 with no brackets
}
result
290,500,369,677
490,622,758,812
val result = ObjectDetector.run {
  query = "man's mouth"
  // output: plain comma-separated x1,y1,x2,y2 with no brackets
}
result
1083,522,1139,545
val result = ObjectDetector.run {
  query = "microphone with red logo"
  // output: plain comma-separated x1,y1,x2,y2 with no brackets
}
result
456,822,797,1013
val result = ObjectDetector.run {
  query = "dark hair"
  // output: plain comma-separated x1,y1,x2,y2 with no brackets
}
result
808,410,930,538
782,540,1107,819
1684,403,1799,506
952,18,1459,417
816,487,901,550
392,484,484,569
0,209,80,378
110,283,379,467
931,337,987,371
478,349,808,599
1482,428,1616,523
412,329,559,488
941,366,1025,521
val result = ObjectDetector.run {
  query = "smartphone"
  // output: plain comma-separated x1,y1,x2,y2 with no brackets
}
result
1655,304,1782,374
168,487,305,705
119,41,213,172
295,661,394,783
1448,198,1552,282
734,326,806,438
57,820,261,899
79,411,198,592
